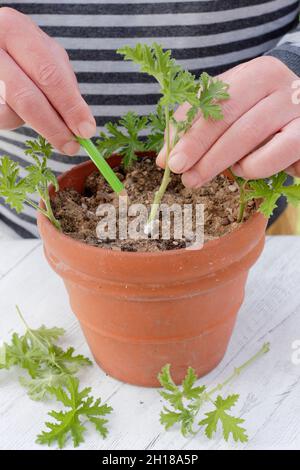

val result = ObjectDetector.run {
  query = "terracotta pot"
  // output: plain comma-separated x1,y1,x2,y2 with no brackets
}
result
38,159,267,387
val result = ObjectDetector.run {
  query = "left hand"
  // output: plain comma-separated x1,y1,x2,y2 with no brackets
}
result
156,56,300,187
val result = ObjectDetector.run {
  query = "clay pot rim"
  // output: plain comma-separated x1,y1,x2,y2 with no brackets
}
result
39,159,266,259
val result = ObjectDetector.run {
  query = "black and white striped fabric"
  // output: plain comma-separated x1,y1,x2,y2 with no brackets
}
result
0,0,300,237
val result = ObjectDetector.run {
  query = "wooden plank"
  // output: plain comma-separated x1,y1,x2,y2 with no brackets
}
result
0,240,41,279
0,237,300,450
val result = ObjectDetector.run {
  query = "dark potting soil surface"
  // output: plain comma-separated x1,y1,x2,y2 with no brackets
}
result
51,157,255,252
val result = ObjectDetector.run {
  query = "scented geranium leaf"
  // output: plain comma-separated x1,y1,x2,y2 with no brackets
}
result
118,43,175,86
79,397,112,438
37,377,112,448
39,411,86,449
79,396,112,417
185,105,199,127
167,68,199,107
245,179,271,198
158,364,206,436
182,367,197,392
158,364,184,409
25,160,58,193
198,72,230,120
25,136,52,159
120,112,148,167
19,345,92,401
68,417,86,448
256,193,280,219
159,389,184,410
160,408,183,430
88,417,110,439
22,323,65,355
245,179,278,218
145,130,164,154
0,309,92,401
158,364,178,392
118,43,198,107
281,184,300,206
19,369,69,401
24,136,58,192
29,325,65,346
160,406,195,437
97,111,148,168
43,167,59,191
3,333,40,377
170,73,229,142
51,346,92,374
199,394,248,443
244,172,296,218
180,408,197,437
182,367,206,400
1,135,60,228
145,105,166,153
97,121,128,157
0,156,28,212
49,381,75,407
269,171,287,190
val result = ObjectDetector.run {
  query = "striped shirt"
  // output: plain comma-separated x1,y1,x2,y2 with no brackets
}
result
0,0,300,237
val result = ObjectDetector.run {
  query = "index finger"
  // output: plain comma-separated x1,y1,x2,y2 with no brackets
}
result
2,8,96,138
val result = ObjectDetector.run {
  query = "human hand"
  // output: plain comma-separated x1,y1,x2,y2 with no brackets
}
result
0,7,96,155
157,56,300,186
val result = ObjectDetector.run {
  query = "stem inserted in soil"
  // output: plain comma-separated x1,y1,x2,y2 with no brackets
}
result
145,108,173,233
43,187,62,231
237,181,247,223
226,168,247,224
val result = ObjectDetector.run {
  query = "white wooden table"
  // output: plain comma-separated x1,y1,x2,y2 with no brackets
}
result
1,236,300,450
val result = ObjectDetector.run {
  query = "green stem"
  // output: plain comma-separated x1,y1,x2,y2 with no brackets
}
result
43,187,61,231
25,190,61,231
147,107,172,226
185,342,270,431
16,305,65,371
16,305,31,331
237,183,247,224
207,342,270,397
227,168,248,224
189,342,270,425
25,198,48,219
15,305,49,354
238,200,246,224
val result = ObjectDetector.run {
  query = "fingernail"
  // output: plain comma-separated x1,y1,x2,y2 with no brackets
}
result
182,169,201,188
169,152,187,173
62,140,80,155
77,120,96,139
231,163,242,177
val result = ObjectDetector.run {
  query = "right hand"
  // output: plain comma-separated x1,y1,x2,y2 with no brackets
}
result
0,7,96,155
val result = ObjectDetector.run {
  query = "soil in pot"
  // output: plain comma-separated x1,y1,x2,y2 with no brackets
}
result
51,157,255,252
